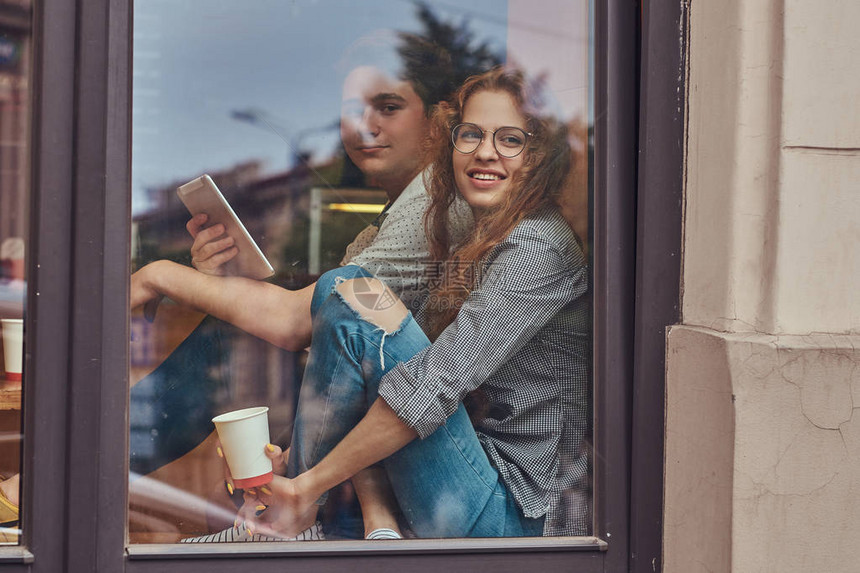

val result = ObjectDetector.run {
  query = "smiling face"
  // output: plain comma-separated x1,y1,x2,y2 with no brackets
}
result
453,90,528,218
340,66,430,200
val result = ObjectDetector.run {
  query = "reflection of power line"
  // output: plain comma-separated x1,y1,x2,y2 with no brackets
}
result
230,108,339,169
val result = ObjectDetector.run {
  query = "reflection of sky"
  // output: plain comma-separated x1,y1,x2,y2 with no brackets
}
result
132,0,509,214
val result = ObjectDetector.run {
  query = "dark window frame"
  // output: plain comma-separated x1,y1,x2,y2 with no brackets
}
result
0,0,686,570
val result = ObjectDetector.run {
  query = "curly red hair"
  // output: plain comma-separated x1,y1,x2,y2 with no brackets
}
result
423,67,572,339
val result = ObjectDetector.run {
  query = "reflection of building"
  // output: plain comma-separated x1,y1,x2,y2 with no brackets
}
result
308,187,386,274
133,161,308,280
132,159,385,285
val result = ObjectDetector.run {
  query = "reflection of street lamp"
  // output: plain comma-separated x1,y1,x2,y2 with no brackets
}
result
230,108,338,170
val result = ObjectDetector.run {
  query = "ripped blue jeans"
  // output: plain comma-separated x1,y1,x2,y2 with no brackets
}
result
286,265,544,538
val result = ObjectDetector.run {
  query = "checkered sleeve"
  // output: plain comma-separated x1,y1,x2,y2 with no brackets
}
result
377,220,584,439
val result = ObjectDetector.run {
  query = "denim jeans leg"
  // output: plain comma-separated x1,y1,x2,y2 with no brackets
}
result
382,403,544,538
288,268,541,538
287,267,431,481
129,315,229,477
382,404,502,537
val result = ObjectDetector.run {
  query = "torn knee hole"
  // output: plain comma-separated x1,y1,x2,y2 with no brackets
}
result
335,278,407,332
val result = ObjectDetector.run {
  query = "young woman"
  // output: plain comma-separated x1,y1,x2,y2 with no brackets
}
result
232,67,590,539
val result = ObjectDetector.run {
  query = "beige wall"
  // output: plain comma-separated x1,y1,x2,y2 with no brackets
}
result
665,0,860,571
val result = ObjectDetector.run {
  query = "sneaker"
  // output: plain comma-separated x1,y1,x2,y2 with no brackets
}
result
180,521,324,543
365,528,402,540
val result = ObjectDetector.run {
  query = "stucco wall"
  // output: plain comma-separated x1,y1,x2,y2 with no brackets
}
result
665,0,860,571
665,328,860,572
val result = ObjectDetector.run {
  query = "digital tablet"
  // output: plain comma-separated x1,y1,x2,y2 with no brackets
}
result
176,174,275,280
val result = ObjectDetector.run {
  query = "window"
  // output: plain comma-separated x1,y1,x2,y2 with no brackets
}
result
0,0,31,549
129,0,595,546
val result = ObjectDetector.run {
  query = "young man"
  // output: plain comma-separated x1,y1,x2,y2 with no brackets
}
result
183,60,469,317
129,37,474,541
140,35,471,343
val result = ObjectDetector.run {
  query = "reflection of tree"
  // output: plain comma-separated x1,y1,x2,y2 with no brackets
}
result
399,2,503,99
515,69,591,257
342,2,504,188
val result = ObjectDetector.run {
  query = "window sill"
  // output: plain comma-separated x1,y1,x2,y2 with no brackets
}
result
127,536,608,559
0,546,34,564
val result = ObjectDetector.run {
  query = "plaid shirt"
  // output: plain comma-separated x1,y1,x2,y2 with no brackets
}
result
378,210,590,536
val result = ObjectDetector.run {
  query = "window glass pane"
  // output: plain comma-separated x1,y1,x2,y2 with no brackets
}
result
0,0,31,547
129,0,592,545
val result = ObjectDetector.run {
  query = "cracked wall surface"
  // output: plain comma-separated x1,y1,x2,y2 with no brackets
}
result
729,335,859,573
665,328,860,573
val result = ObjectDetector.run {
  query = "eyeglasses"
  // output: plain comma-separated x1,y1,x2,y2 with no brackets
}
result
451,123,532,158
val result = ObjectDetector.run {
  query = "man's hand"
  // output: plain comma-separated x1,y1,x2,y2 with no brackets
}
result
130,263,162,309
187,213,238,276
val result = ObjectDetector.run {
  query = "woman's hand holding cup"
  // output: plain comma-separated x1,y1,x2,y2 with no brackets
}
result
235,444,318,539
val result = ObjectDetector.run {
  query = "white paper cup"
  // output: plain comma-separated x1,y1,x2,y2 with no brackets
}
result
212,406,273,488
1,319,23,382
